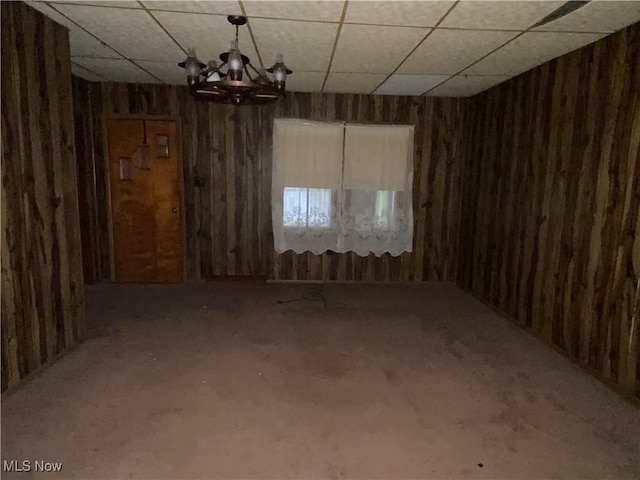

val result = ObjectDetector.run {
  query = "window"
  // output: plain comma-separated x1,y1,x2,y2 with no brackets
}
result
272,119,414,257
374,191,396,230
283,187,332,228
346,190,397,231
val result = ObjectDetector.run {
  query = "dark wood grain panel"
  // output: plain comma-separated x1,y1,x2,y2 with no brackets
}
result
75,84,468,283
73,77,98,284
459,23,640,399
1,2,85,393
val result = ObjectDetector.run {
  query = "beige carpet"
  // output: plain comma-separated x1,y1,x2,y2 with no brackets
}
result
2,282,639,479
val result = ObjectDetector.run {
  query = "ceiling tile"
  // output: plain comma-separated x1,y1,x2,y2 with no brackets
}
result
344,0,455,27
25,2,77,29
243,1,344,22
72,57,159,83
441,1,565,30
250,18,338,72
71,61,106,82
54,4,185,61
375,74,449,96
27,2,122,58
69,29,122,58
142,1,241,14
136,60,186,85
285,71,327,92
463,31,606,75
331,24,427,74
323,72,387,94
534,0,640,33
397,29,517,75
47,0,142,8
427,75,512,97
154,12,259,67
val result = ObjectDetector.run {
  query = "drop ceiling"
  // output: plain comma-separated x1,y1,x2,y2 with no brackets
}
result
27,0,640,97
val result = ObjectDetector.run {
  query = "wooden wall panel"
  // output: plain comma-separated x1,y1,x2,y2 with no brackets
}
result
1,2,85,393
76,82,468,283
72,77,112,281
459,23,640,399
73,77,97,284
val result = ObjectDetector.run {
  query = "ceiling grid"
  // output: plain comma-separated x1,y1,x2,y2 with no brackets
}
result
370,0,459,96
320,0,349,91
26,0,640,97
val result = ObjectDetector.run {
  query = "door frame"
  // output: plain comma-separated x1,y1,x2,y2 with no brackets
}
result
103,114,187,282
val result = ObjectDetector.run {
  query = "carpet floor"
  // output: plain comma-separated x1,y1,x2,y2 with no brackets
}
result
2,282,639,479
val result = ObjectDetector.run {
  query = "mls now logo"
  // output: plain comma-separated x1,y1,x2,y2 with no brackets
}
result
3,460,63,472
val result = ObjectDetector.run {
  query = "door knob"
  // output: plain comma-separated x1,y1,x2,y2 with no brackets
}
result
172,207,178,213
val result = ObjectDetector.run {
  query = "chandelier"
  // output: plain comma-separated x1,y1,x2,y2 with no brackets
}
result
178,15,292,105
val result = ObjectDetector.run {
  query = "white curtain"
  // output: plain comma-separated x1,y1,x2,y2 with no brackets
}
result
272,120,343,255
272,119,414,257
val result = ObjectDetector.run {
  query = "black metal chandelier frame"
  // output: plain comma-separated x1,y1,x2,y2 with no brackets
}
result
178,15,292,105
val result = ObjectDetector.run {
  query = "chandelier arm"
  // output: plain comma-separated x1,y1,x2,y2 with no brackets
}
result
248,64,262,81
244,65,257,82
248,63,262,77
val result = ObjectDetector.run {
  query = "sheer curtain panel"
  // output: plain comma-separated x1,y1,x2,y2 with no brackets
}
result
341,124,414,256
272,120,344,254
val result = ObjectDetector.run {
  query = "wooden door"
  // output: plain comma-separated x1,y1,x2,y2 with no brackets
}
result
107,119,183,283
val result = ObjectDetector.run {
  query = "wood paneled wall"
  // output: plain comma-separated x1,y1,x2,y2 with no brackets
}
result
1,2,85,392
73,77,113,282
459,23,640,399
75,82,468,282
73,77,96,284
